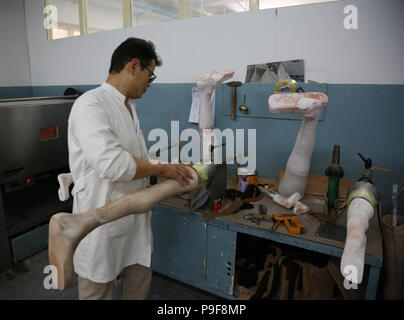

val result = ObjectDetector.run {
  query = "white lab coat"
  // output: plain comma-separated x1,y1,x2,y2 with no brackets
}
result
68,82,152,283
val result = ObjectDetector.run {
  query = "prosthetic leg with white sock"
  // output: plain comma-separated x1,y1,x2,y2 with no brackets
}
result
196,69,234,164
340,159,379,285
268,92,328,197
340,198,374,284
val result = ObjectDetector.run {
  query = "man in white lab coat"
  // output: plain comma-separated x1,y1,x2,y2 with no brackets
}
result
68,37,193,300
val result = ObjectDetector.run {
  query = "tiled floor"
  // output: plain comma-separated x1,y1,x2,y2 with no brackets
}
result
0,249,220,300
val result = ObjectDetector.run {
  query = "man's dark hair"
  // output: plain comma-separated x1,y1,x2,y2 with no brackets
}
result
109,37,162,74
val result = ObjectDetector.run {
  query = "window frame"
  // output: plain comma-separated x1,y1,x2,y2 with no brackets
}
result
45,0,340,40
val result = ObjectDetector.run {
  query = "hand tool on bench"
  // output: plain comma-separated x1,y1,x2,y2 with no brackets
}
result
203,197,244,222
272,213,305,234
202,192,264,222
244,212,272,226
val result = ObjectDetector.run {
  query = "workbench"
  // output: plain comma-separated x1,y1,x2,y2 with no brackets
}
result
151,176,383,300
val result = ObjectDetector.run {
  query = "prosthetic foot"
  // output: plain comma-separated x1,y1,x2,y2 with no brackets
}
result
57,173,73,201
49,164,213,290
268,92,328,197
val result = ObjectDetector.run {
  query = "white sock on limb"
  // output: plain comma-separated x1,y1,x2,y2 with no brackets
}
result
48,165,213,290
293,201,309,215
340,198,374,284
272,192,302,209
268,93,328,197
196,69,234,163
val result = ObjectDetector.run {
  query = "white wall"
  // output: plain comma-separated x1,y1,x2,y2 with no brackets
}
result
25,0,404,86
0,0,32,86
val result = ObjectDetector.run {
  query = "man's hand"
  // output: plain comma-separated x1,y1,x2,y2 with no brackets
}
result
161,163,194,187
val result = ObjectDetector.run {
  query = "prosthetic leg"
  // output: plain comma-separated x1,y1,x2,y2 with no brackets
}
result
340,154,379,285
187,70,234,211
49,164,213,290
340,197,374,284
268,92,328,197
196,69,234,163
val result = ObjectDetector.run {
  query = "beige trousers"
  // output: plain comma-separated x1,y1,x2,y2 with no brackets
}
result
78,264,152,300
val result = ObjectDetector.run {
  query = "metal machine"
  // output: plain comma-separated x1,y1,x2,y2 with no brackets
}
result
0,95,77,271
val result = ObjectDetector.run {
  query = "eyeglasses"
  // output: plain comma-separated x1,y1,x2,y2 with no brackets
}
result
142,65,157,84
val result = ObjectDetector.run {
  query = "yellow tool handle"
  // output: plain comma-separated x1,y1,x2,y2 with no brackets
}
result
272,220,282,231
284,219,304,234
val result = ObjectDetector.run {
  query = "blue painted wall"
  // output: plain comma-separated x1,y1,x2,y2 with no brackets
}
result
5,83,403,215
139,83,404,215
32,85,98,97
0,87,33,99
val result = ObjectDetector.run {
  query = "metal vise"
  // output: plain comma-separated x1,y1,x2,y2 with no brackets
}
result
190,163,227,212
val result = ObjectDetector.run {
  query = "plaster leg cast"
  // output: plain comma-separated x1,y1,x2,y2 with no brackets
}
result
258,186,309,215
49,164,212,290
268,92,328,197
340,198,374,284
196,69,234,163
